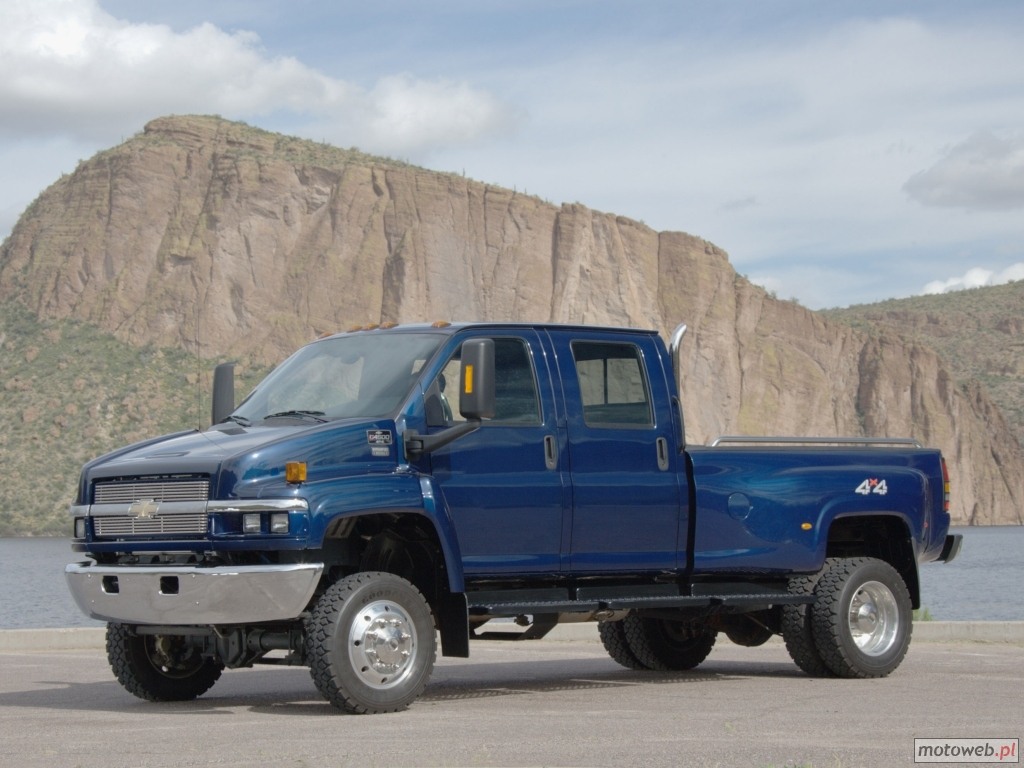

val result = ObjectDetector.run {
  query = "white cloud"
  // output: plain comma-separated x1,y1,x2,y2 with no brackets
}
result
0,0,511,156
923,262,1024,294
308,74,516,157
2,2,1024,310
904,132,1024,211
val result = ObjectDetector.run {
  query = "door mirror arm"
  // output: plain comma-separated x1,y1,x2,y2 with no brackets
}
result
404,421,481,459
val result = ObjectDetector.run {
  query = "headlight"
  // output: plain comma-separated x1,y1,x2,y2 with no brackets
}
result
243,513,262,533
270,513,290,534
74,518,86,539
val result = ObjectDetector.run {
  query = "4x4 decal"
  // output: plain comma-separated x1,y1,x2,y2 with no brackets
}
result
854,478,888,496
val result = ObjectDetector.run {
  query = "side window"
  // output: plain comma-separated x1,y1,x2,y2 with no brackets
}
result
426,338,541,426
572,341,653,428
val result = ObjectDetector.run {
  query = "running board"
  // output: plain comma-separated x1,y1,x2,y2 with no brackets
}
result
466,587,812,620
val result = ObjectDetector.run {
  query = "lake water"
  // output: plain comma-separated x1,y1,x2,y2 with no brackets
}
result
1,527,1021,629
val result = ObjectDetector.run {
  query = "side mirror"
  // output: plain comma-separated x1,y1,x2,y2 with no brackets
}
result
211,362,236,425
404,337,495,460
458,338,495,420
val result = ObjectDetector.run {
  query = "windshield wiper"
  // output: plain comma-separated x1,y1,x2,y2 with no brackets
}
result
221,414,252,427
264,410,328,423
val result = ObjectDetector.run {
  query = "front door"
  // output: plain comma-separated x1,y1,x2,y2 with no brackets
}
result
426,332,569,576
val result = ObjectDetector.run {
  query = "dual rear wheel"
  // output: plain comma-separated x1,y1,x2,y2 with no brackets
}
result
599,614,717,671
792,556,913,678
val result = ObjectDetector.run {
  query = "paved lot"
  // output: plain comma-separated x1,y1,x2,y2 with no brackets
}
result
1,636,1021,768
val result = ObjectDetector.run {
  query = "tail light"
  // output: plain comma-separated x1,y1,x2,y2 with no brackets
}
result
940,457,951,513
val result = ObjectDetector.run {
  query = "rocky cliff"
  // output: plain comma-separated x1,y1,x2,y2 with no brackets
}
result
1,115,1020,525
826,282,1024,452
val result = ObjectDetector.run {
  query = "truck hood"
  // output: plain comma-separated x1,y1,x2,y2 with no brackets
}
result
87,425,301,474
80,418,402,499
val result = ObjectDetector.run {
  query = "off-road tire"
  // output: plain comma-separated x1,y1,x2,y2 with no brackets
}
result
598,619,649,670
782,558,841,677
106,623,223,702
811,557,912,678
622,613,716,671
306,571,436,714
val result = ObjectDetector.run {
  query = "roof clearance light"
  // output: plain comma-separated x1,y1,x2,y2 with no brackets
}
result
285,461,307,484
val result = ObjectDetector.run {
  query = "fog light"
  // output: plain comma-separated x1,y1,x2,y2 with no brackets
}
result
243,513,262,533
270,512,289,533
74,518,86,539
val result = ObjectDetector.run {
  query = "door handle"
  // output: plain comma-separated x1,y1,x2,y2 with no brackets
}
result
656,437,669,471
544,435,558,470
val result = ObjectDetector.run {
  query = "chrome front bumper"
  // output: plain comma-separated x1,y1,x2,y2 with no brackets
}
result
65,562,324,625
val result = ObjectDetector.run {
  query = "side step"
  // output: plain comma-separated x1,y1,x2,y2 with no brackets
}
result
466,585,812,640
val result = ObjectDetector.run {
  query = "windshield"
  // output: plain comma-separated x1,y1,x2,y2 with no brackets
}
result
232,332,445,423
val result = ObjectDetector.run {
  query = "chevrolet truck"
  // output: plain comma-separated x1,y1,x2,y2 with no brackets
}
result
66,322,962,713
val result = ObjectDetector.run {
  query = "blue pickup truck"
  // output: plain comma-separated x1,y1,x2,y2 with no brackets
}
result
66,322,961,713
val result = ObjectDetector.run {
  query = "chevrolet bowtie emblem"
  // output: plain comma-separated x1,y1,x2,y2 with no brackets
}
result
128,499,160,519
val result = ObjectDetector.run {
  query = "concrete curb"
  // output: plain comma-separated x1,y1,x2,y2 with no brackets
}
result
1,621,1022,652
0,627,107,651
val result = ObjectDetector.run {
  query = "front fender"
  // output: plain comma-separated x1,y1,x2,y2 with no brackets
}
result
415,475,466,593
304,470,466,593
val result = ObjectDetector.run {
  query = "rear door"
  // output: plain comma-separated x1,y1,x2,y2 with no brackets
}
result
545,329,686,573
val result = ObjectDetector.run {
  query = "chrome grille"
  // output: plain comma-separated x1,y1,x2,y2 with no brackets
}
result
94,478,210,504
94,513,209,537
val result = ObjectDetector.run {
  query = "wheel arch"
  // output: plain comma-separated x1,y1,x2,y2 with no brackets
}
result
308,475,465,592
317,505,470,659
825,514,920,608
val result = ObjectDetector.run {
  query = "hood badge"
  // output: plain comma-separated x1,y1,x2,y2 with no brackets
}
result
129,499,160,519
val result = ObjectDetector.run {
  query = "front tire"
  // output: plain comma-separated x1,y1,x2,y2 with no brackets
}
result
811,557,912,678
106,623,223,702
306,572,437,714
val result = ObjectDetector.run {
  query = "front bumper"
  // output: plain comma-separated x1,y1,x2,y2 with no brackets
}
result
65,561,324,625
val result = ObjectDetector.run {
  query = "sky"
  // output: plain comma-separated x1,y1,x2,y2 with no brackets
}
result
2,1,1023,309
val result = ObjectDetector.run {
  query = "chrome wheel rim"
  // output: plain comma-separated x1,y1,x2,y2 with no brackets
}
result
348,600,418,690
848,580,900,656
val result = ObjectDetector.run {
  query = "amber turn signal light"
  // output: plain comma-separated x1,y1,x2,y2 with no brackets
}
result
285,461,307,484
